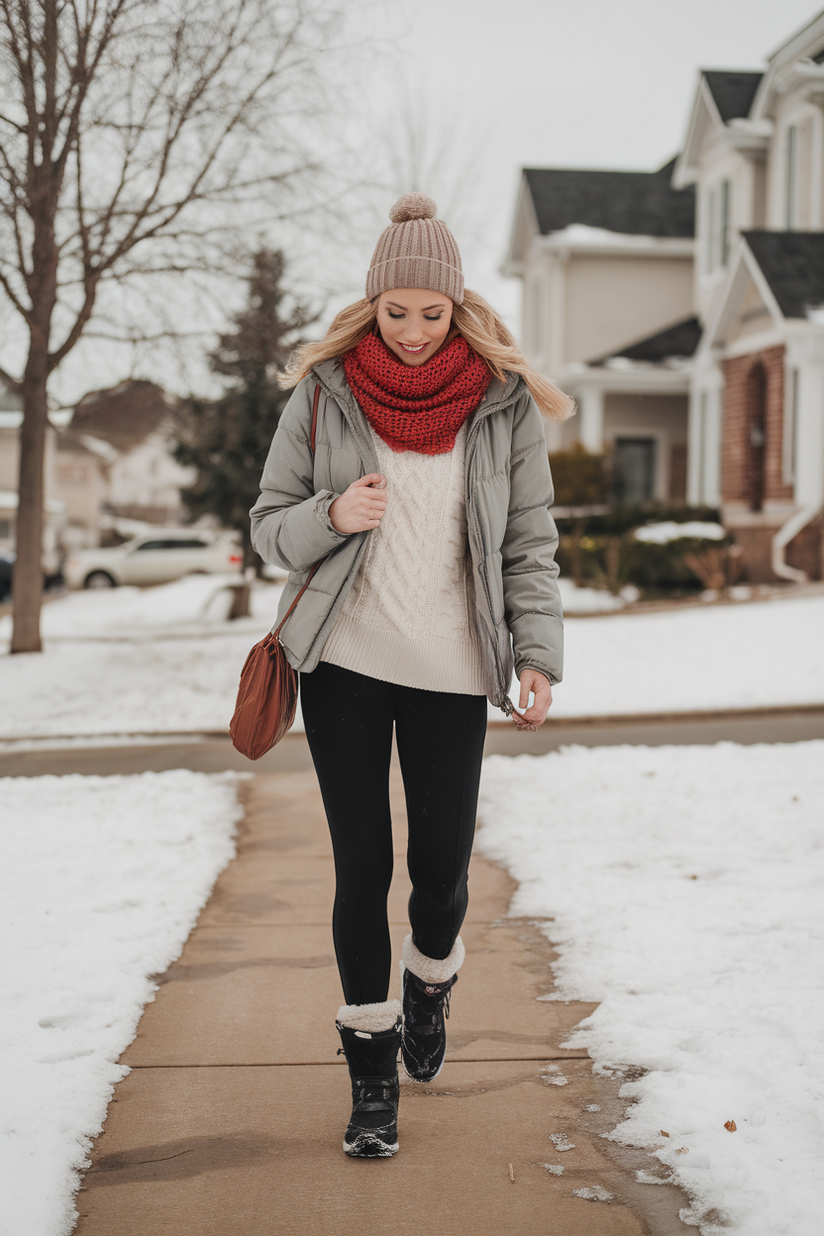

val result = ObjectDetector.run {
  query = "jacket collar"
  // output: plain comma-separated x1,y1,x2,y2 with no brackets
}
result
311,359,378,468
475,370,523,416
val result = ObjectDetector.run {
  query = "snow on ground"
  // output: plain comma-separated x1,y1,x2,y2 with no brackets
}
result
634,521,725,544
0,574,282,639
1,580,823,739
0,577,283,739
477,742,824,1236
541,593,824,719
0,770,243,1236
557,577,627,613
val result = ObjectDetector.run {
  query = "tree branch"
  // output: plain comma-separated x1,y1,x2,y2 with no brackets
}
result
0,362,21,390
0,261,33,323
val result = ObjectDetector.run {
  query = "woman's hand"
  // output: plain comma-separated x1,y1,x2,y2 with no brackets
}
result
512,669,553,731
329,474,388,534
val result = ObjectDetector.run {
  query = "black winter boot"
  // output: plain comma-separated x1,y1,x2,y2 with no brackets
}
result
400,934,465,1084
335,1015,402,1158
401,969,457,1083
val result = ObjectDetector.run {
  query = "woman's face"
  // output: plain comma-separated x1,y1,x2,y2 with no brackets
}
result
376,289,453,366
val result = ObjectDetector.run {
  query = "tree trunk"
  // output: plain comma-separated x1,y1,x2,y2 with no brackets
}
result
11,343,50,653
605,535,621,595
227,581,251,620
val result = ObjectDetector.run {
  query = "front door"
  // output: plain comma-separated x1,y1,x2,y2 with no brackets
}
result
613,437,656,504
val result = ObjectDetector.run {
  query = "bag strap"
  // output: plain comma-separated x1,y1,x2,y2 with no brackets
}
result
310,381,320,452
273,383,322,641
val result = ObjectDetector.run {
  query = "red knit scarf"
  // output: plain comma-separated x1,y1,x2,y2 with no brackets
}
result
342,332,491,455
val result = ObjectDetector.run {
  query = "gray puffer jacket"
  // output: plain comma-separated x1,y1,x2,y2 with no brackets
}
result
249,358,563,715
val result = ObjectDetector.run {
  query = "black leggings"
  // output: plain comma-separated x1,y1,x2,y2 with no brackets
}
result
300,661,487,1006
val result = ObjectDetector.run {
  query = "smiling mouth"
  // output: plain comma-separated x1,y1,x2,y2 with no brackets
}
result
399,342,428,353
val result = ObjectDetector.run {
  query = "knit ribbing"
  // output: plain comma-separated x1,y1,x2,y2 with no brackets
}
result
366,195,465,304
342,334,490,455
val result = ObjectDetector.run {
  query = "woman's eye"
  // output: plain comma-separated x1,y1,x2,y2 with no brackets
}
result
424,315,443,322
387,311,404,319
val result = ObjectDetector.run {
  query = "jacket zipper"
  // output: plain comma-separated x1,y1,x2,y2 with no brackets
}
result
464,383,522,714
296,372,380,651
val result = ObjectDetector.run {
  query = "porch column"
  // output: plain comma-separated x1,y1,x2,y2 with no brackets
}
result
577,382,605,454
686,383,703,505
788,336,824,507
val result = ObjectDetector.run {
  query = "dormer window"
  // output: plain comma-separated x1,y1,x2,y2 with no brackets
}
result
706,179,731,272
785,124,798,229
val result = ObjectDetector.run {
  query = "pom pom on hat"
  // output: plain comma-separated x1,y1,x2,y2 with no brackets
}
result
366,191,464,304
389,192,437,223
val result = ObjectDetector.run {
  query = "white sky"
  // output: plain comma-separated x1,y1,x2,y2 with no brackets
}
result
377,0,822,170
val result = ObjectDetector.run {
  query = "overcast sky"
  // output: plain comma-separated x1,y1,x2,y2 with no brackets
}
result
378,0,822,171
40,0,824,401
351,0,824,321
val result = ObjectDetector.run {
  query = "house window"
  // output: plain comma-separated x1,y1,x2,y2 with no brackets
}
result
706,188,716,273
746,362,768,511
783,368,799,486
706,179,731,272
613,438,656,504
785,125,798,229
797,117,813,230
720,179,730,266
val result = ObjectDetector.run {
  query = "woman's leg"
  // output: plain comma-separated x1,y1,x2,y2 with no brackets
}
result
392,686,488,959
300,661,396,1006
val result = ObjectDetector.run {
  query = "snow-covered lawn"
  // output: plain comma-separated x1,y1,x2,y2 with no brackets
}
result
1,580,822,739
545,595,824,719
0,577,274,739
477,742,824,1236
0,770,243,1236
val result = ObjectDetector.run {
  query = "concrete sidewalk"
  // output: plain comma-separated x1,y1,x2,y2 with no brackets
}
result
75,766,691,1235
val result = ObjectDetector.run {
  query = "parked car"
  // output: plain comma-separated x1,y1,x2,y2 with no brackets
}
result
0,552,13,603
0,552,66,601
64,530,243,589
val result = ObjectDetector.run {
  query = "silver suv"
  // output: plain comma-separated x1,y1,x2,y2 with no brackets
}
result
64,530,243,589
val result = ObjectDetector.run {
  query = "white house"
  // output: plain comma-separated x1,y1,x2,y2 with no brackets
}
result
0,382,66,571
505,160,696,504
1,377,195,562
673,11,824,581
65,379,194,541
510,9,824,582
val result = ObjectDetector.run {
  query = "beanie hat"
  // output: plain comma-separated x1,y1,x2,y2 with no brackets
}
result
366,193,464,305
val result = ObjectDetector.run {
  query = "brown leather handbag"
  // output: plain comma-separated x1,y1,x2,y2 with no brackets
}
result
229,386,321,760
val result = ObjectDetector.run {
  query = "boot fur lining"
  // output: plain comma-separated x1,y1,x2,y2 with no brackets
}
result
336,998,401,1034
401,933,465,984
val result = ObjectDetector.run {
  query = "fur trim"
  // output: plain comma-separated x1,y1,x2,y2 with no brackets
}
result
336,999,401,1034
401,934,465,985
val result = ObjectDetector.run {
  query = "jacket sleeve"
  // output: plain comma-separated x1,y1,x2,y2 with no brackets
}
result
249,377,350,572
501,393,564,684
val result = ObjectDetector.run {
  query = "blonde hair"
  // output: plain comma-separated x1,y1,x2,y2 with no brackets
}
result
279,289,575,421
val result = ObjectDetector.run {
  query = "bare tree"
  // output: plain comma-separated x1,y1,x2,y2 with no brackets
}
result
0,0,342,651
379,80,493,251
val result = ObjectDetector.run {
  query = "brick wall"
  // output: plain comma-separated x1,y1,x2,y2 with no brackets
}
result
721,346,792,507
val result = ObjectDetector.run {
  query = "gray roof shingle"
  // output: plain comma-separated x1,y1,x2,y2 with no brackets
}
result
524,159,694,238
744,232,824,318
702,71,762,123
591,317,701,365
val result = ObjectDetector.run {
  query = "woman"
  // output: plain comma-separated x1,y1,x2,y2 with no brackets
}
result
250,193,572,1159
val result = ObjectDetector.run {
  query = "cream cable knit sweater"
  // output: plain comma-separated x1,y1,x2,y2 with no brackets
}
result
319,424,486,694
